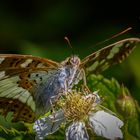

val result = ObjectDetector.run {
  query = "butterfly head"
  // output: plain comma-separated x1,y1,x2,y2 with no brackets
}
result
63,55,81,67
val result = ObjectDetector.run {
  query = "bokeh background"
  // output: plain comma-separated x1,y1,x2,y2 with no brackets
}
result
0,0,140,103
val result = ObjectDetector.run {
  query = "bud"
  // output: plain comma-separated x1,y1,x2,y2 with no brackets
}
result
116,85,136,118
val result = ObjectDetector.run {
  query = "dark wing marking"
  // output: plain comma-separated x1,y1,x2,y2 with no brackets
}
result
0,97,35,123
80,38,140,75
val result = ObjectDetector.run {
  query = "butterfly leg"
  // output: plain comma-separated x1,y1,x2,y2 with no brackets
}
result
82,85,101,104
81,84,91,95
79,70,101,103
78,68,87,86
49,89,67,114
49,95,59,114
49,100,55,114
80,68,92,93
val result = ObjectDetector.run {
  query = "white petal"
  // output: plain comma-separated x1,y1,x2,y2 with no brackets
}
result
65,121,89,140
89,110,124,140
33,109,65,140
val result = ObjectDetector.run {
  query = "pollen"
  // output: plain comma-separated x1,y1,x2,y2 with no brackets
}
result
58,91,96,122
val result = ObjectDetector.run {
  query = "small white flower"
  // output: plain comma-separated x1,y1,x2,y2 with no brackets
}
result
33,91,124,140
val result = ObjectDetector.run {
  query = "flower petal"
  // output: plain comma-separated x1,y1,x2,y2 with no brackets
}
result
89,110,124,140
65,121,89,140
33,109,65,140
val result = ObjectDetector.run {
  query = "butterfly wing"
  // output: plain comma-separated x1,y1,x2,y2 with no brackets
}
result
80,38,140,75
0,54,59,123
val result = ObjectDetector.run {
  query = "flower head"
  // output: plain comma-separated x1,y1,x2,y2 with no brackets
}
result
59,91,97,122
33,90,124,140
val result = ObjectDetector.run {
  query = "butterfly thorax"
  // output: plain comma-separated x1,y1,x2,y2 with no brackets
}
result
60,55,81,87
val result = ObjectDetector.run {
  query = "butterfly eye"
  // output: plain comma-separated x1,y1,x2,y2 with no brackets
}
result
70,56,80,66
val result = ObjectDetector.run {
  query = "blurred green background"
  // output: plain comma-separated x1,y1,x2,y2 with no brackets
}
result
0,1,140,139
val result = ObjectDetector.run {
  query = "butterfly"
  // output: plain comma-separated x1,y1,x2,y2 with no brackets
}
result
0,38,140,123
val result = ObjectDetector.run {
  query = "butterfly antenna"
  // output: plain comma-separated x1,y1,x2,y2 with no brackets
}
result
64,36,74,57
94,27,132,47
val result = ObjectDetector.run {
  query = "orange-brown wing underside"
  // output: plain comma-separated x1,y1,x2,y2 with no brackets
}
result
0,54,59,122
